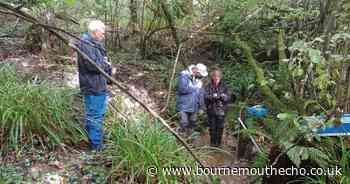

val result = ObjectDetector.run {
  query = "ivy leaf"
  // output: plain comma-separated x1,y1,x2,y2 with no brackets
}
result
308,49,322,64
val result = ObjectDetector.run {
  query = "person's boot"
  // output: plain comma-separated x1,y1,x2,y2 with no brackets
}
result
211,128,220,147
217,127,224,147
209,129,216,147
177,127,186,137
213,130,220,147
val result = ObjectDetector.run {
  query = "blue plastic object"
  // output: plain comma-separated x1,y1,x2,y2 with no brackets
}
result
247,105,268,118
317,114,350,136
340,114,350,123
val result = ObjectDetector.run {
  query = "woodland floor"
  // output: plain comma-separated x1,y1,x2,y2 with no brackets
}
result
0,37,251,184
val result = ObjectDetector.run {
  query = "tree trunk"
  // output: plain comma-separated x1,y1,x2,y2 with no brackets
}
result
128,0,138,34
160,1,186,67
139,0,145,58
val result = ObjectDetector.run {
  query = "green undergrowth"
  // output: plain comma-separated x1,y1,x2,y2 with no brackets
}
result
104,114,204,183
0,64,86,154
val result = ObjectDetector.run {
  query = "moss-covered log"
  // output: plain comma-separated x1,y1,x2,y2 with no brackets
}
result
236,37,287,112
276,29,291,90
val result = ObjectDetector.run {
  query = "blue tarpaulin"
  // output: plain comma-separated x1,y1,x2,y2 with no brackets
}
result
247,105,268,118
317,114,350,137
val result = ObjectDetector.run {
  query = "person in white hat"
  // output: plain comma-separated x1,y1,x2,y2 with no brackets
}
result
176,63,208,136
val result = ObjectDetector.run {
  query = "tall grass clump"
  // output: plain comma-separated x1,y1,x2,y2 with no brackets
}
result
0,64,85,152
104,115,202,183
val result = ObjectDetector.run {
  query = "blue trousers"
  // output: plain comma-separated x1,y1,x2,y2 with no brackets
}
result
84,95,108,150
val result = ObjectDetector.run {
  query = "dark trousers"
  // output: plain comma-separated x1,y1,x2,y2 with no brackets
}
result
179,111,198,130
208,114,225,146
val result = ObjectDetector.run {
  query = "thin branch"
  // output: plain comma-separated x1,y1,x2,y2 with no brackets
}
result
161,44,182,112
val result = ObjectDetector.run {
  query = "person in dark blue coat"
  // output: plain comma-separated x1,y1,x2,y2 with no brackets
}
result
76,20,113,151
176,63,208,135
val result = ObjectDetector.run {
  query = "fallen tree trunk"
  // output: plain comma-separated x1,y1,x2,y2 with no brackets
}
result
0,2,209,175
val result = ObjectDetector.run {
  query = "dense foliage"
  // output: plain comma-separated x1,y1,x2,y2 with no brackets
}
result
1,0,350,183
0,64,85,153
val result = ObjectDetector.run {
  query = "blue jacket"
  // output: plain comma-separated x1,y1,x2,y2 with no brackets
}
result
77,33,112,96
176,70,204,113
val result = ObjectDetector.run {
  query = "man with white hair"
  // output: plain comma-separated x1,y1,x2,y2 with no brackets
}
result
76,20,112,151
176,63,208,136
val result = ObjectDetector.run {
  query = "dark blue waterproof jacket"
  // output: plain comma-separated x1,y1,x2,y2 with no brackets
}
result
77,33,112,96
176,70,204,113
